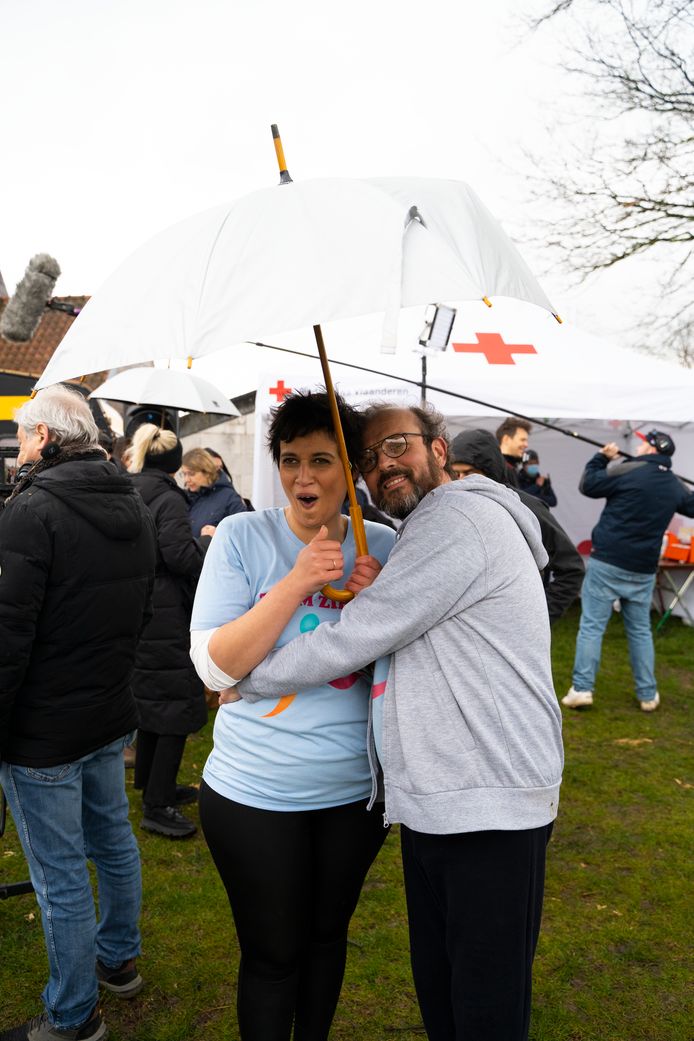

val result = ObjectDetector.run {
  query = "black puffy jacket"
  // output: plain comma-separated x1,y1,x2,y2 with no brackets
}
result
130,469,207,735
451,430,584,622
0,454,156,766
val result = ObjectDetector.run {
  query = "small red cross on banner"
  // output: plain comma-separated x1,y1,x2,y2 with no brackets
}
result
269,379,292,401
452,333,537,365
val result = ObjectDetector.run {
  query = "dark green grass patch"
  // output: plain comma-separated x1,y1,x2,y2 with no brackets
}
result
1,608,692,1039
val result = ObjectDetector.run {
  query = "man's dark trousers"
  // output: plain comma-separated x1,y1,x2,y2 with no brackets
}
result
400,823,552,1041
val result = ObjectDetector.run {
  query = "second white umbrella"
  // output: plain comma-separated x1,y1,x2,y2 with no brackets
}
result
90,366,240,417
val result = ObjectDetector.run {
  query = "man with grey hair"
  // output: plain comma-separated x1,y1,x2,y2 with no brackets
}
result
201,402,563,1041
0,385,156,1041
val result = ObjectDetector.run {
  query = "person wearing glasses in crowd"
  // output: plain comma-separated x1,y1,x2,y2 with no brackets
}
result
189,391,395,1041
218,402,563,1041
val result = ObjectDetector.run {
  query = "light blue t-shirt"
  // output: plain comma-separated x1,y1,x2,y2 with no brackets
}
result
191,508,396,811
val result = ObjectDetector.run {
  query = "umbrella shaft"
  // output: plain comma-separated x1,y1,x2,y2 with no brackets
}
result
313,325,368,556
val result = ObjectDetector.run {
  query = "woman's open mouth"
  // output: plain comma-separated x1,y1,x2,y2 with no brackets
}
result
296,494,319,508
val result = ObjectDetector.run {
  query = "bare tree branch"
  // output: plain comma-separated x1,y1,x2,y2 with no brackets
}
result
523,0,694,357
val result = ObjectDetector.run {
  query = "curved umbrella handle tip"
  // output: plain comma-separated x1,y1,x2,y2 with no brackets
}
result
320,583,354,604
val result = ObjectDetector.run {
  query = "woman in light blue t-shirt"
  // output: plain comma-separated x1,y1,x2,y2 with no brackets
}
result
191,391,395,1041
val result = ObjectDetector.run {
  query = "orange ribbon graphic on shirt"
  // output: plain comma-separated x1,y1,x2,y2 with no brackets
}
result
262,694,297,718
260,672,360,717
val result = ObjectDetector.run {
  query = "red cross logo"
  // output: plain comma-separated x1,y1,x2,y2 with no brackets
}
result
269,379,292,401
452,333,537,365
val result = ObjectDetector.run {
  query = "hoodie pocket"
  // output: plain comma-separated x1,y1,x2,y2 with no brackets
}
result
392,666,479,795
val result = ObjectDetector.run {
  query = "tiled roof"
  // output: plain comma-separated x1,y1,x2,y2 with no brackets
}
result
0,296,107,389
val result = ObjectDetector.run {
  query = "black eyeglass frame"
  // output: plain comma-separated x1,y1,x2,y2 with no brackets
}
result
357,432,431,474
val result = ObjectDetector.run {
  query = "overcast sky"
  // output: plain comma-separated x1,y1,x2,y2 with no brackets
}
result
1,0,643,346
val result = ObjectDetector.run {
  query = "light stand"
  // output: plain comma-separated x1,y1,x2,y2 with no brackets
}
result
417,304,457,404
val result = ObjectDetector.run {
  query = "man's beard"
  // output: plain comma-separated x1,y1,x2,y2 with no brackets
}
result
374,457,441,519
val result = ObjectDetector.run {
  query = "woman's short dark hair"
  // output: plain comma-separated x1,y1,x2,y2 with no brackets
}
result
267,390,362,466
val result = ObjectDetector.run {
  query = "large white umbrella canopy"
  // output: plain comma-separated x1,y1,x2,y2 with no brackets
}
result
36,177,557,389
89,366,240,416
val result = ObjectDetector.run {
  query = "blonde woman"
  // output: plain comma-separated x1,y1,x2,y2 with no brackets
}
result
128,425,207,838
181,447,246,538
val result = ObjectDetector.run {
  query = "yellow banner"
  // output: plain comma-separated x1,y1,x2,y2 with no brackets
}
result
0,395,31,421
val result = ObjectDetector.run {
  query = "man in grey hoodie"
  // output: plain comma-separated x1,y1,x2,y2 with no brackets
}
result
223,404,563,1041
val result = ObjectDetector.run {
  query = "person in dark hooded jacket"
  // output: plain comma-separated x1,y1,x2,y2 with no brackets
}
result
0,385,156,1041
181,447,246,537
129,425,208,838
451,429,584,623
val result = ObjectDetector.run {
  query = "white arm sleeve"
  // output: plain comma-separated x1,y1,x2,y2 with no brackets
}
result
190,628,241,691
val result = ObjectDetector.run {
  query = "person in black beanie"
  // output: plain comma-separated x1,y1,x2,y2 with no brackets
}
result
451,429,583,625
128,424,208,838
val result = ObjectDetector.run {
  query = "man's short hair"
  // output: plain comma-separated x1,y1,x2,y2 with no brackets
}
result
360,402,456,478
495,416,532,444
15,385,99,449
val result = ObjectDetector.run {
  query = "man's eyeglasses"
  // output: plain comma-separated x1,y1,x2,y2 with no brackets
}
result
357,432,430,474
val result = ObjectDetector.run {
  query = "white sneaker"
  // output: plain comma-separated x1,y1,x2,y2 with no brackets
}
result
639,692,660,712
562,687,594,709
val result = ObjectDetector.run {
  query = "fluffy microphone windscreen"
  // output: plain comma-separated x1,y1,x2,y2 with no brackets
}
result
0,254,61,342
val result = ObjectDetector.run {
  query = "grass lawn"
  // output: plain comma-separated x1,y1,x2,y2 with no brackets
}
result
1,606,692,1040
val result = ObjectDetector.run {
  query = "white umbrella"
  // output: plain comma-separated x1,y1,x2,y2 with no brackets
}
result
37,149,558,599
36,176,557,389
89,366,240,417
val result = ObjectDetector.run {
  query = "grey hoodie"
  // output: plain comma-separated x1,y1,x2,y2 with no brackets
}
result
238,477,563,834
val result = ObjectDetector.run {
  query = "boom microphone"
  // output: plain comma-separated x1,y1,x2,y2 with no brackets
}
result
0,254,61,342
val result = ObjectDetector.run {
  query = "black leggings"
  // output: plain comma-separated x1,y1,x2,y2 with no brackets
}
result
199,781,388,1041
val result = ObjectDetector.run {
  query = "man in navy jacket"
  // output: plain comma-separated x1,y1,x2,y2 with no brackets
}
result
563,430,694,712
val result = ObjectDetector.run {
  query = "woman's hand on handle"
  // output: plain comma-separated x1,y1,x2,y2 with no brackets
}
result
287,525,344,599
209,526,342,681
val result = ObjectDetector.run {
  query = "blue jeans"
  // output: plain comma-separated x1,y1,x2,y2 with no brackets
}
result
572,557,657,701
0,733,141,1029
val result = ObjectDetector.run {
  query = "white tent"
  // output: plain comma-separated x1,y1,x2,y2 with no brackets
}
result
191,298,694,422
187,299,694,546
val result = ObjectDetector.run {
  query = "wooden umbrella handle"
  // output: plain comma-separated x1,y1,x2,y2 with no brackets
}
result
313,325,369,603
268,127,368,602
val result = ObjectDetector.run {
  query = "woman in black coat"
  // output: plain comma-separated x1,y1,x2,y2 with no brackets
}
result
129,424,207,838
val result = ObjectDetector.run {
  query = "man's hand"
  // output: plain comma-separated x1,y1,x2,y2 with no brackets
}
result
600,442,620,460
344,555,383,594
219,686,242,706
201,525,217,537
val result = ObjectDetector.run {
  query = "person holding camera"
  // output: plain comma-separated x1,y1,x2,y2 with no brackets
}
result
518,449,558,508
